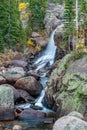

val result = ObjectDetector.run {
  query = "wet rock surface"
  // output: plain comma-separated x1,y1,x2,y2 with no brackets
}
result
17,109,45,120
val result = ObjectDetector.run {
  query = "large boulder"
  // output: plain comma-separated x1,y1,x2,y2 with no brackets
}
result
44,3,64,36
2,67,25,83
12,60,27,67
0,84,20,102
53,115,87,130
31,32,48,48
0,84,34,103
14,76,43,97
18,109,45,120
0,85,14,120
44,53,87,116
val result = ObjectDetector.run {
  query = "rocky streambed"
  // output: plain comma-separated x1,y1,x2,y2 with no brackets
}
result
0,23,63,130
0,52,55,130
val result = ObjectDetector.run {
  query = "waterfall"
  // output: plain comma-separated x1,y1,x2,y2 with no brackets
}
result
16,23,63,112
34,23,64,71
34,23,64,110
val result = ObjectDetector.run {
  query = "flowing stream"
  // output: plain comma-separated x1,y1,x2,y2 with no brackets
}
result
16,23,63,130
34,23,64,110
0,23,63,130
17,23,63,112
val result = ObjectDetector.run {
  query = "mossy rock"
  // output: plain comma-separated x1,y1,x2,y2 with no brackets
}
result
57,52,73,75
0,85,14,108
45,52,87,115
57,91,86,115
81,87,87,96
57,55,87,115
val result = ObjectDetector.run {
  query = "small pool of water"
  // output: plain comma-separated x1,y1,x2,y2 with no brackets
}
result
0,120,53,130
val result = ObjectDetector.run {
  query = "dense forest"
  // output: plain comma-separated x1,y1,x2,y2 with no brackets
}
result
0,0,87,53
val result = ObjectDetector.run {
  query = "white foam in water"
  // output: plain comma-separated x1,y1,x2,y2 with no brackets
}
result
16,103,31,109
34,23,64,110
17,23,64,112
34,23,64,71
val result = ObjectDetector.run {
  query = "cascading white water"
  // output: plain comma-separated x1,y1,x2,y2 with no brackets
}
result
34,23,64,71
34,23,64,110
16,23,63,112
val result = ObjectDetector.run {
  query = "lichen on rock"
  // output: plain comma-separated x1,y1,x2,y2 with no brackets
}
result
44,52,87,116
57,53,73,75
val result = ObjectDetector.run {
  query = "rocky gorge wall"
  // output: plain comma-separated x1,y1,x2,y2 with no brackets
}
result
43,52,87,118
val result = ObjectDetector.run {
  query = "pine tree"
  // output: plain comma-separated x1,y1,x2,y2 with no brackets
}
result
63,0,75,50
28,0,48,33
79,0,87,45
0,0,26,52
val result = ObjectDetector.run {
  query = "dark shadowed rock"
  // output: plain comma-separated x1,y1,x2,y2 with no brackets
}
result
18,109,45,120
27,71,40,80
17,89,35,103
14,76,43,97
0,76,6,85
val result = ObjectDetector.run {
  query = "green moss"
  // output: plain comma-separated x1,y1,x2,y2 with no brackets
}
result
65,124,72,130
47,52,87,116
72,50,85,60
57,53,73,75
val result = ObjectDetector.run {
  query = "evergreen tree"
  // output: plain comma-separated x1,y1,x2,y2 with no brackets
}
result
63,0,75,50
27,0,48,34
79,0,87,44
0,0,26,52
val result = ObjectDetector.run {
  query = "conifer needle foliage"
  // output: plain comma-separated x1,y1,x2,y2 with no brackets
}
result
0,0,26,52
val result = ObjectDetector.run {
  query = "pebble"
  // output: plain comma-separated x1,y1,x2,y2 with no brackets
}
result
12,125,23,130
